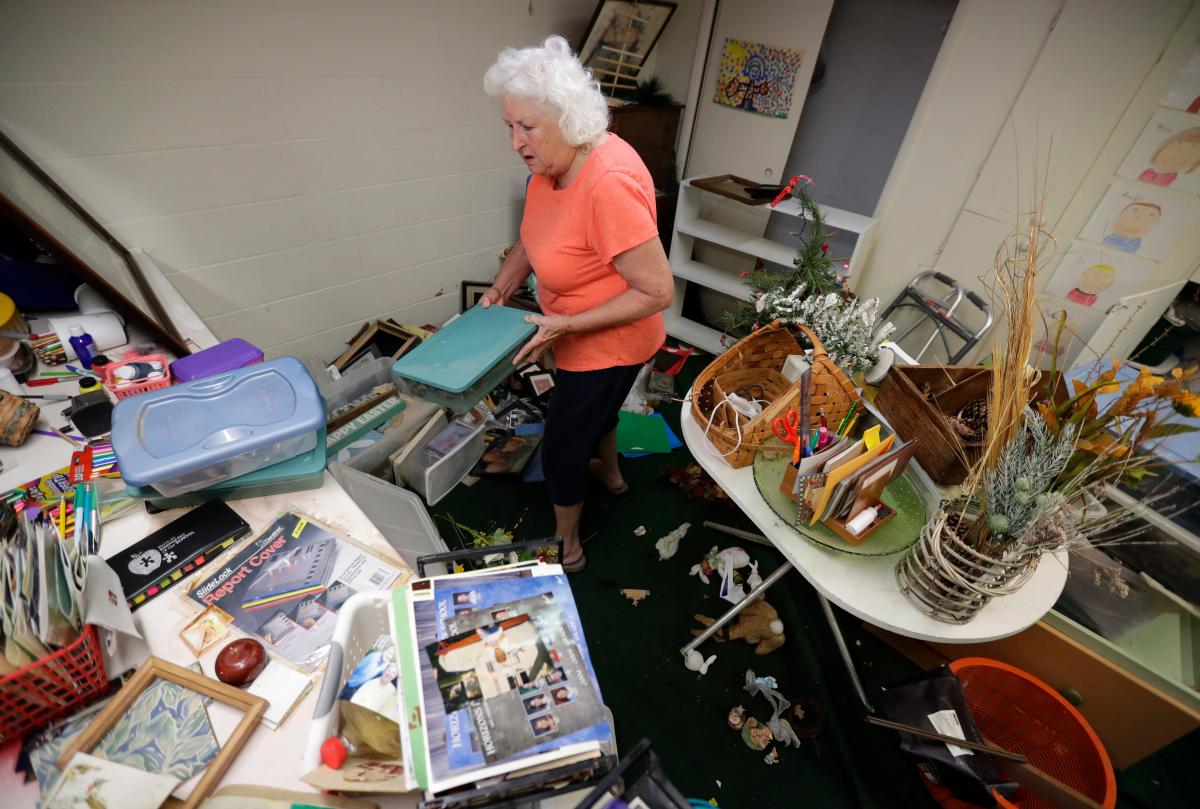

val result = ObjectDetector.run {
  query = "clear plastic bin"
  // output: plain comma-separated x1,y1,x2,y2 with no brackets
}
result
327,462,447,568
318,356,395,416
398,415,486,506
111,356,324,497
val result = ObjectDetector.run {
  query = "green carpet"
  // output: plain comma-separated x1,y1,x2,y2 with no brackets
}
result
430,358,1198,808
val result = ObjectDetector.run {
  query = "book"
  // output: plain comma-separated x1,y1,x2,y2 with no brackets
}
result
188,511,404,672
391,563,611,795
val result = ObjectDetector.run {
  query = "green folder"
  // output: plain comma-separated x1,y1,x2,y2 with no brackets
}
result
617,410,672,454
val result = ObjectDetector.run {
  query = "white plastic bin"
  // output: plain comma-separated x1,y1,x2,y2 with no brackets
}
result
303,591,393,773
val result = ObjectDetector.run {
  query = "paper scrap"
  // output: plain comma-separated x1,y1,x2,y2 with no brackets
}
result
248,660,314,730
927,709,973,757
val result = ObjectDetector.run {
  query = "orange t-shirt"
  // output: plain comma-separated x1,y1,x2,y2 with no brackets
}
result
521,133,666,372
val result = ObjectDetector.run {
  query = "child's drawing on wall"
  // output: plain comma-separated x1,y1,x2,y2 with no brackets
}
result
1065,264,1114,307
1139,128,1200,187
1161,43,1200,114
1080,184,1200,262
1044,242,1145,316
1118,111,1200,194
1102,202,1160,253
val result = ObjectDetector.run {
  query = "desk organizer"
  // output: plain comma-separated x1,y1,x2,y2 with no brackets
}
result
391,305,535,412
0,625,109,742
112,356,323,497
103,353,172,400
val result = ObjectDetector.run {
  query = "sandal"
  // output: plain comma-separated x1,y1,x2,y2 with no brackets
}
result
588,458,629,496
563,550,588,574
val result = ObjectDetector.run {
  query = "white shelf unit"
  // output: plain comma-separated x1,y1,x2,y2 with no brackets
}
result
666,178,877,354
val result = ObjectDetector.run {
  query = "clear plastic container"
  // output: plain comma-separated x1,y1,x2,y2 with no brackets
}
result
327,462,447,568
398,415,486,506
111,356,324,496
125,427,327,510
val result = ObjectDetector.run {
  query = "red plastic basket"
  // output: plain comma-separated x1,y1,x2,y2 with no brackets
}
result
0,625,110,742
103,353,172,400
946,657,1116,809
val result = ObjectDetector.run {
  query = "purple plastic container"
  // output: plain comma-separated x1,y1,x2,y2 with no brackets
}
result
170,338,264,382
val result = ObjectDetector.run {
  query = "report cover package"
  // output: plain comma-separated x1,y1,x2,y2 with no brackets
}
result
188,510,404,671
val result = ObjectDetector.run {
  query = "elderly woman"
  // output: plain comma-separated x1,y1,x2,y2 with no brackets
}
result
481,36,673,573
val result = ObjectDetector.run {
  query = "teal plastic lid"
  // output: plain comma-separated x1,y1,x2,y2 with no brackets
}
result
392,306,535,393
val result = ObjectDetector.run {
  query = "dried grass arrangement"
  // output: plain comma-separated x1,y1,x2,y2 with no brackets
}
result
897,178,1199,623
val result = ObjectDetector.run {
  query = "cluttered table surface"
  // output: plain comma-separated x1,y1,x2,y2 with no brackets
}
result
2,378,425,808
679,394,1070,644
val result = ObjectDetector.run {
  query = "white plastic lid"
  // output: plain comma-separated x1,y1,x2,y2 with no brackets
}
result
69,325,85,336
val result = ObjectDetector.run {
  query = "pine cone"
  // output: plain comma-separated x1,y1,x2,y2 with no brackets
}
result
954,399,989,441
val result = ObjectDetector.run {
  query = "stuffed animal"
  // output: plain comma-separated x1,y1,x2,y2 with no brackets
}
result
692,598,785,655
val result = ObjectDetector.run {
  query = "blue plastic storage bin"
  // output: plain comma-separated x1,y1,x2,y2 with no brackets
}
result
111,356,324,497
124,427,327,509
391,305,535,412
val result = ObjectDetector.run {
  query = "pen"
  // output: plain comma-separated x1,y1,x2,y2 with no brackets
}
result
835,402,858,436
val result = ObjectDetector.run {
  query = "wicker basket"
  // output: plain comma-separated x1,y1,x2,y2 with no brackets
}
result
690,321,860,468
895,511,1040,624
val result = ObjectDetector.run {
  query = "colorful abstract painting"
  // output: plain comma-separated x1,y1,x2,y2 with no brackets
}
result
713,38,804,118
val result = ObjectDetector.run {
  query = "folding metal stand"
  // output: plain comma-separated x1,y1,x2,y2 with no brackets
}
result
880,271,993,364
413,539,619,809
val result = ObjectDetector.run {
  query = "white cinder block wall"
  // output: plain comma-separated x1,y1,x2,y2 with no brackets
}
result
0,0,607,365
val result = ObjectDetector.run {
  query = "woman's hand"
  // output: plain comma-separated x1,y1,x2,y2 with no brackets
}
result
513,314,572,364
478,286,507,308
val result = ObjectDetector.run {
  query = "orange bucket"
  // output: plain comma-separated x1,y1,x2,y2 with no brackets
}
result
945,657,1116,809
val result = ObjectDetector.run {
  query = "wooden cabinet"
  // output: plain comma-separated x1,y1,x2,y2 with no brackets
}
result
609,103,683,191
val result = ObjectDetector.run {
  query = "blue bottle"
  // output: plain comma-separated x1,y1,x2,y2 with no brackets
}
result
68,325,96,369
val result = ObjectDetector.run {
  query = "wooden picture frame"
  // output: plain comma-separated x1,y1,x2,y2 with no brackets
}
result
58,656,266,809
331,319,418,371
460,281,492,312
577,1,677,96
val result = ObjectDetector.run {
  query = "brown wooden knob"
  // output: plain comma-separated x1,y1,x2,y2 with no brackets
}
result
215,638,267,687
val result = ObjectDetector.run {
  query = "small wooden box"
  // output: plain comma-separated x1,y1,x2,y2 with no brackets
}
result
874,365,989,485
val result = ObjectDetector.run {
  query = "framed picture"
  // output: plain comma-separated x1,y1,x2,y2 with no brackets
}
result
577,1,677,96
526,371,556,400
57,656,266,809
461,281,493,312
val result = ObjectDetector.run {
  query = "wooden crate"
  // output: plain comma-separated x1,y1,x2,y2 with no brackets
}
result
874,365,990,485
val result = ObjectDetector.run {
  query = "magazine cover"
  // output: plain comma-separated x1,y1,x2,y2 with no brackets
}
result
425,614,605,764
188,511,403,671
402,566,608,794
392,566,539,792
413,570,610,790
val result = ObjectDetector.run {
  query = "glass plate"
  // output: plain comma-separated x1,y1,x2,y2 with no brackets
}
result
752,449,928,556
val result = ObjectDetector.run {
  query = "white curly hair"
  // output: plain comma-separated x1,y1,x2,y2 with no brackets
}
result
483,35,610,147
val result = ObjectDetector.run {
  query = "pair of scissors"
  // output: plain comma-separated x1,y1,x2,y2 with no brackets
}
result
772,409,802,465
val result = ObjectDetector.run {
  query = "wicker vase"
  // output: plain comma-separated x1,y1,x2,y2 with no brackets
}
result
895,510,1041,624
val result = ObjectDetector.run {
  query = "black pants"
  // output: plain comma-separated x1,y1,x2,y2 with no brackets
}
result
542,363,643,506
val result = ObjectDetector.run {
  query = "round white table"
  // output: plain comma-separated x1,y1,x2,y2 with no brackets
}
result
679,397,1069,645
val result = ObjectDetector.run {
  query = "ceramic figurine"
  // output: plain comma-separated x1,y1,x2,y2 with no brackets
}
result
727,704,746,731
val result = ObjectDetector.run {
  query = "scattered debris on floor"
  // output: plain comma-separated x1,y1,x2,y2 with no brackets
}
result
655,521,690,559
693,598,784,655
620,588,650,606
684,649,716,675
